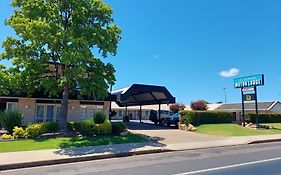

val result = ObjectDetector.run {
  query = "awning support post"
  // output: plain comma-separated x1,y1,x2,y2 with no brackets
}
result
125,106,128,116
158,104,161,122
139,105,142,123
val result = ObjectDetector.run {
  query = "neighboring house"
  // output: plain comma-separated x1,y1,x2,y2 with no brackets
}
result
184,104,222,111
0,95,110,126
215,101,281,122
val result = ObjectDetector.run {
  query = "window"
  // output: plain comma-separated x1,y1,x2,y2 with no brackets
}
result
6,102,17,111
46,105,55,122
146,111,149,116
80,106,87,120
118,110,123,116
56,106,62,122
36,105,44,122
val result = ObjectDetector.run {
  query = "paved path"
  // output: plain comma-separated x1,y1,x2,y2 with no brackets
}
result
3,142,281,175
127,122,225,144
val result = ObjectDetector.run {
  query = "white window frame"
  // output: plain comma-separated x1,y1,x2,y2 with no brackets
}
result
6,102,18,111
35,104,60,123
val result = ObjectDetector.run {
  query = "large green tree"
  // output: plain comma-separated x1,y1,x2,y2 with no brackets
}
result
1,0,121,131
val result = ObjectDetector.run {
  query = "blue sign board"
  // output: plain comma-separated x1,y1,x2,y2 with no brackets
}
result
234,74,264,88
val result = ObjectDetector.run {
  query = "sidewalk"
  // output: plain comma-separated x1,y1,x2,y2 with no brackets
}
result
1,133,281,170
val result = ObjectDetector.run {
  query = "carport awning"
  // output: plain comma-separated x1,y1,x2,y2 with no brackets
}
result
106,84,176,107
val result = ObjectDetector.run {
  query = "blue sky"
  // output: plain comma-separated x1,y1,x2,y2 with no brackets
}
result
1,0,281,104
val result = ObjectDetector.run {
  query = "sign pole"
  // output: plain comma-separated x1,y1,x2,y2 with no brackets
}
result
241,88,245,127
254,86,259,128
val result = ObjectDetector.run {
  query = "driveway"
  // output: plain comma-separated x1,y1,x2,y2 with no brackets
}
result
127,121,226,145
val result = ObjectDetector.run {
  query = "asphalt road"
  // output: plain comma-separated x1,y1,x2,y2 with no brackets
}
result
2,142,281,175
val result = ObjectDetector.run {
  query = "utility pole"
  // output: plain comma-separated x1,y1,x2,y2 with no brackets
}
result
223,87,227,104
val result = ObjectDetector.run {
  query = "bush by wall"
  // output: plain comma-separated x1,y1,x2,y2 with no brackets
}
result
93,112,106,124
245,113,281,123
0,111,23,133
179,111,233,126
26,123,44,138
67,120,93,136
42,122,59,133
13,126,27,139
111,122,127,135
25,122,60,138
93,119,112,135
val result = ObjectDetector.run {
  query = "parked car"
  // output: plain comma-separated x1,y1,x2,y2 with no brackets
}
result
149,110,178,127
165,113,179,127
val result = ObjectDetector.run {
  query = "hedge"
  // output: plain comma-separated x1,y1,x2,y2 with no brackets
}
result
179,111,233,126
245,113,281,123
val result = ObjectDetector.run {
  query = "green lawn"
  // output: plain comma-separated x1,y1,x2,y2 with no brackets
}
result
0,133,147,153
196,123,281,136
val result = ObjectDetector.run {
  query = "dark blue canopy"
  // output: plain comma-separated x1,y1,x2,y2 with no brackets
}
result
107,84,176,107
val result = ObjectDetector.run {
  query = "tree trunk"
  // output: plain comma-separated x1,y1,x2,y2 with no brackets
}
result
60,85,69,132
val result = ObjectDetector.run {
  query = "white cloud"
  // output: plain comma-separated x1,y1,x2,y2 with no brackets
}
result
153,54,160,59
219,68,240,78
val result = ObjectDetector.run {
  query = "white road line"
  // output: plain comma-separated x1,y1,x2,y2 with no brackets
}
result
172,157,281,175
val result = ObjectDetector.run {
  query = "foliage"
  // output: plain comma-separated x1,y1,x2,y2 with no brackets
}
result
26,123,44,138
2,134,12,140
111,122,127,135
26,122,60,138
169,103,185,113
245,113,281,123
79,120,94,136
0,111,23,133
42,122,60,133
93,112,106,124
1,0,121,130
13,126,27,139
190,100,208,110
68,120,94,136
179,111,233,126
93,119,112,135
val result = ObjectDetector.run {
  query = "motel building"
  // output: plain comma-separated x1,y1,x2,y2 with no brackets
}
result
0,94,110,126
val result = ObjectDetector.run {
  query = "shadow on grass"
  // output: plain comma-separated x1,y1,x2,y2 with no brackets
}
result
54,134,166,157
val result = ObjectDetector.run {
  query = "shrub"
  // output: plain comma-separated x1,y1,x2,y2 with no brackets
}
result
13,126,27,139
79,120,94,135
245,113,281,123
190,100,208,110
0,111,23,133
93,112,106,124
25,122,60,138
180,111,233,126
26,123,44,138
93,119,112,135
42,122,59,133
2,134,12,140
111,122,127,135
